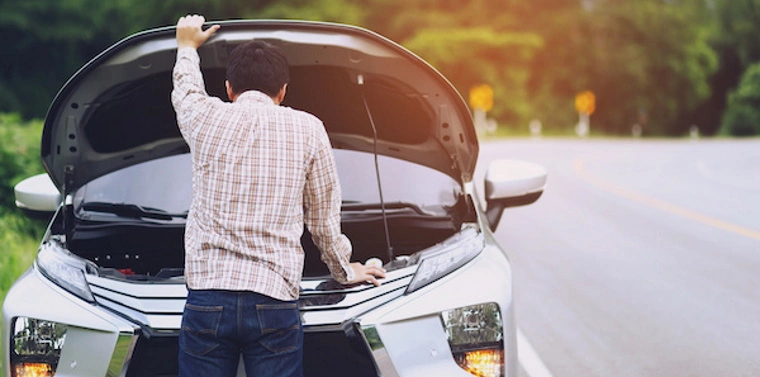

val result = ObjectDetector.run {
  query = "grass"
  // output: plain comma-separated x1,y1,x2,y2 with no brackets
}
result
0,211,45,377
0,113,45,307
0,214,43,305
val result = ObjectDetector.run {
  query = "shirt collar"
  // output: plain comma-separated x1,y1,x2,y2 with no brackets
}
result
236,90,276,105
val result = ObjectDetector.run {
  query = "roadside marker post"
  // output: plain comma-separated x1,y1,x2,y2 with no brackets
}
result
574,91,595,137
689,125,700,141
470,84,494,136
529,119,542,138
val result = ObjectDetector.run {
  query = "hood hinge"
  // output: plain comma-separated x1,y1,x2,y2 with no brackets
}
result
438,104,469,183
63,165,75,247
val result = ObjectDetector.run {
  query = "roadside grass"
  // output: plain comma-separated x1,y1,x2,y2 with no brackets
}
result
0,215,42,305
0,113,45,306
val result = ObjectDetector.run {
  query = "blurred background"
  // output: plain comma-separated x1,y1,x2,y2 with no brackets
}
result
3,0,760,136
1,0,758,301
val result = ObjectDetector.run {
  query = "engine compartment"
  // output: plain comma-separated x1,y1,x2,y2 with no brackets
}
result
60,206,469,281
57,144,476,282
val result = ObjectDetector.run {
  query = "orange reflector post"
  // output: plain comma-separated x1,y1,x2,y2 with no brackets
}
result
456,349,504,377
12,363,53,377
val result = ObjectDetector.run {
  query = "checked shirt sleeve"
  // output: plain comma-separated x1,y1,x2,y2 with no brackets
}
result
171,47,223,140
304,127,355,284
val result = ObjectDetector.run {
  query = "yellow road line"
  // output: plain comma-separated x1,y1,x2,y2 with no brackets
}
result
573,158,760,242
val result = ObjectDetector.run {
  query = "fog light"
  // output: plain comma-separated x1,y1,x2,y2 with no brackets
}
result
455,349,504,377
13,362,53,377
11,317,67,377
441,303,504,377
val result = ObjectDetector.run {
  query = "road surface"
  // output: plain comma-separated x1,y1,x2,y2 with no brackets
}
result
475,138,760,377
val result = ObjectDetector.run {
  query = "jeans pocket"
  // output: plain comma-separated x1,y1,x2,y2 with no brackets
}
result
181,304,223,357
256,302,300,354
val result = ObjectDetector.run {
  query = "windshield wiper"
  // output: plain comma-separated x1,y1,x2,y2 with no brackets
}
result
341,201,435,216
79,202,187,221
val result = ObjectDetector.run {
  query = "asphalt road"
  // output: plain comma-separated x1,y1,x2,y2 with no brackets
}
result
475,138,760,377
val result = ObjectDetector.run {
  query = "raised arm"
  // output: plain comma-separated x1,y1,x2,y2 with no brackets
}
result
170,15,222,138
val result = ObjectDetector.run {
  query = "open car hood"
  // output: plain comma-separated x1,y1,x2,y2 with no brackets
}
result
42,20,478,193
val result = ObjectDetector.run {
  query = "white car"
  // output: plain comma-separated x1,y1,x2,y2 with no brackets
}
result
2,20,546,377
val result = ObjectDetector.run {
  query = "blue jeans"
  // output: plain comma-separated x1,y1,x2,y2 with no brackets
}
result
179,289,303,377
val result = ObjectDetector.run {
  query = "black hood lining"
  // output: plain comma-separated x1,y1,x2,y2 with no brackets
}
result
83,65,433,154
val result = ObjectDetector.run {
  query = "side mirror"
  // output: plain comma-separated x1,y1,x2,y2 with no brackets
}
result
484,159,547,231
15,173,61,219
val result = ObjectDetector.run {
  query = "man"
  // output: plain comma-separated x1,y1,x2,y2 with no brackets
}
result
171,15,386,377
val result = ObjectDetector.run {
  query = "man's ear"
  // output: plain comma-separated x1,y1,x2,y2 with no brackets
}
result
225,80,237,102
275,84,287,105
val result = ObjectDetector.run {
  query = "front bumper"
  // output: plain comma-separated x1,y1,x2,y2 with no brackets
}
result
2,244,516,377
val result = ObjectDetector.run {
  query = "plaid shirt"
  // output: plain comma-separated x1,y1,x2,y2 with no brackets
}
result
171,47,354,300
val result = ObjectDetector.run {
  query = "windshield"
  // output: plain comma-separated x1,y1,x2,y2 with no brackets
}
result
73,154,193,215
68,149,465,278
73,150,461,217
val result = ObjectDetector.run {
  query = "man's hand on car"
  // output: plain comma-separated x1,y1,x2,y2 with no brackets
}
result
176,14,220,50
348,262,386,287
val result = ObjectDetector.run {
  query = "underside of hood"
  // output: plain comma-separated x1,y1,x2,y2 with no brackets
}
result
42,20,478,193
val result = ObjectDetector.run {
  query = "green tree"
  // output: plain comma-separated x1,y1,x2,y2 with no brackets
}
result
0,114,44,211
714,0,760,68
0,0,740,136
403,27,542,124
255,0,366,24
364,0,544,128
0,1,103,116
692,0,760,135
0,0,365,119
527,0,718,135
719,62,760,136
0,1,128,117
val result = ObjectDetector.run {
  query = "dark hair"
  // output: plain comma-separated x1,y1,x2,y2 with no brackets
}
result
226,40,289,98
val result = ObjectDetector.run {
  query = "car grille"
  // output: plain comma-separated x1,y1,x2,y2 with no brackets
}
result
121,327,378,377
304,327,378,377
125,331,178,377
86,267,415,376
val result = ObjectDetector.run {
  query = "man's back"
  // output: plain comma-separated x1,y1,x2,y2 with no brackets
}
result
171,16,384,376
176,86,345,301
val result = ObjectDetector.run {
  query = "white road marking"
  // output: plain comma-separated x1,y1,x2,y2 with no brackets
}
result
517,328,555,377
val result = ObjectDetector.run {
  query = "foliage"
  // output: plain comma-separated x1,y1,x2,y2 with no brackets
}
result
711,0,760,137
714,0,760,69
254,0,365,24
526,0,718,135
0,1,128,117
0,113,46,304
403,27,543,123
0,215,42,305
719,63,760,136
363,0,547,129
0,0,756,135
0,114,45,211
683,0,760,135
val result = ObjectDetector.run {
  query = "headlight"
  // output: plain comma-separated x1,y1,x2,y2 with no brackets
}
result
405,227,483,294
441,303,504,377
35,241,97,303
11,317,68,377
